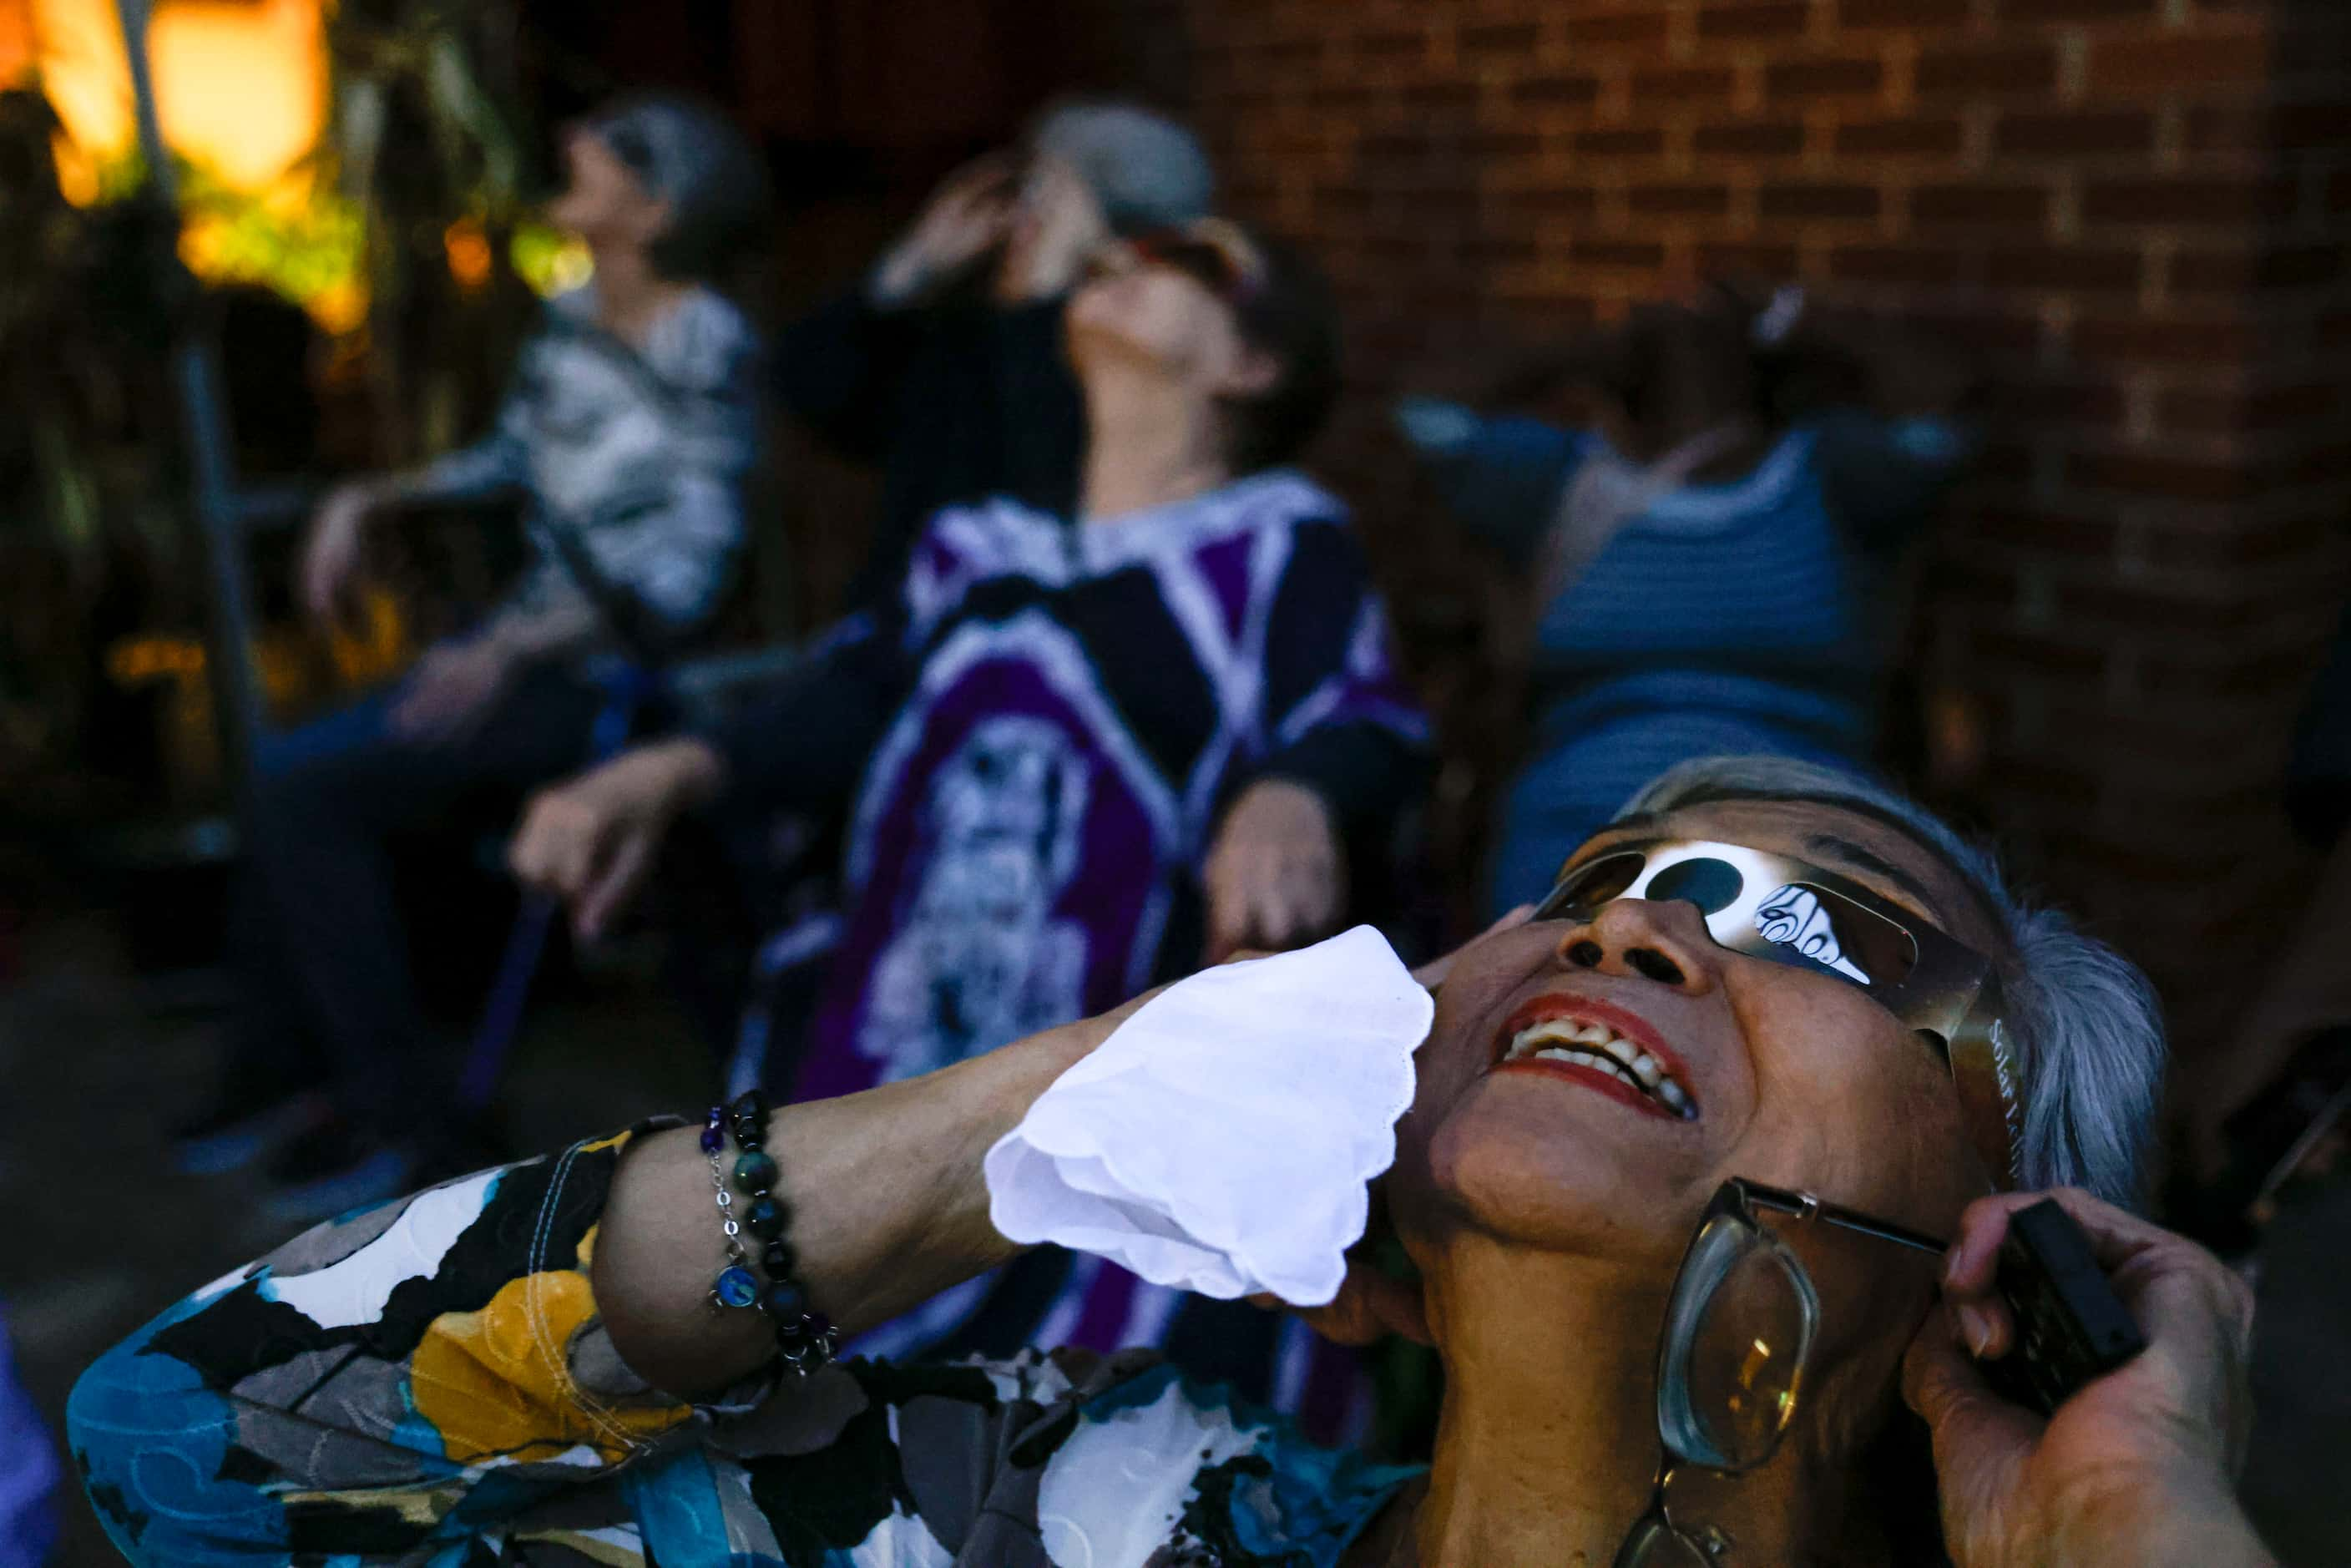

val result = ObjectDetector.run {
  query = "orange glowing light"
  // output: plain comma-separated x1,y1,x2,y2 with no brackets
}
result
0,0,34,85
444,216,493,292
30,0,326,197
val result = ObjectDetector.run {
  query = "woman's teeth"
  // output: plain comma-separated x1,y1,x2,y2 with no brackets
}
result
1503,1019,1695,1118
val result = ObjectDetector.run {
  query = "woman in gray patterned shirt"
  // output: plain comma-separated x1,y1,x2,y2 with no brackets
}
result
169,96,767,1223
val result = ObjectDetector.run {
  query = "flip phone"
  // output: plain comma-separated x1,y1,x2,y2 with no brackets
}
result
1984,1198,2149,1416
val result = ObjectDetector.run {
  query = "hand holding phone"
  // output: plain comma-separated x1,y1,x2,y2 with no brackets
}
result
1979,1197,2147,1415
1902,1188,2272,1568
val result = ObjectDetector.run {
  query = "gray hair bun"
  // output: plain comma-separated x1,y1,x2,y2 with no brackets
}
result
1031,100,1215,234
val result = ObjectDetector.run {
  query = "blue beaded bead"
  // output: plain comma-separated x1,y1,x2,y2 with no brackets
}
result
745,1196,786,1239
699,1124,724,1155
712,1265,759,1309
760,1278,808,1320
733,1151,779,1192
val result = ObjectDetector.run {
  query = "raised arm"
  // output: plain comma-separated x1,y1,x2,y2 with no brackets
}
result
773,156,1017,463
592,1006,1130,1396
68,1003,1130,1565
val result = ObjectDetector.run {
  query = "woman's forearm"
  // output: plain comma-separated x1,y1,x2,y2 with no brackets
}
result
590,1012,1113,1399
484,599,605,665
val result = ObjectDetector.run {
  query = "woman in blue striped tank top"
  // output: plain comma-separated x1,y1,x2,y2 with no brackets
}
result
1403,285,1974,914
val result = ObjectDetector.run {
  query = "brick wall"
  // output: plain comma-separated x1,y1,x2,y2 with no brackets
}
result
1053,0,2351,1081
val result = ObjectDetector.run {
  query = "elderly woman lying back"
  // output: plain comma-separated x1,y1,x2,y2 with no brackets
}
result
73,756,2266,1567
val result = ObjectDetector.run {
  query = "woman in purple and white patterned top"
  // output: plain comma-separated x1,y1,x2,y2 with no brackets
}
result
512,221,1428,1426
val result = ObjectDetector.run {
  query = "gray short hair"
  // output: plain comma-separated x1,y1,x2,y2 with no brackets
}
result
1031,100,1214,234
582,94,767,282
1620,756,2165,1210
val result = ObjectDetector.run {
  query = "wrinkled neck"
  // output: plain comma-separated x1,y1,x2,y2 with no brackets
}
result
1406,1236,1865,1568
1078,357,1230,524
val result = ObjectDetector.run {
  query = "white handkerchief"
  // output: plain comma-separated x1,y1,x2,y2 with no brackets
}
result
983,927,1433,1306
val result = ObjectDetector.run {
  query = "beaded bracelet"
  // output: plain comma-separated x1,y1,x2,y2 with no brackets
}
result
702,1090,837,1374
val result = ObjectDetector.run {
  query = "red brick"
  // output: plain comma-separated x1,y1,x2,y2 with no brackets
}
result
1459,21,1542,58
1575,126,1669,156
1565,11,1672,49
1698,3,1813,39
1984,246,2146,295
2136,640,2337,699
1833,116,1964,158
2001,381,2133,434
1827,244,1969,286
1994,110,2155,159
1910,181,2051,227
1697,241,1802,276
2277,438,2351,489
2049,574,2278,635
1387,183,1480,220
1765,56,1886,99
2000,0,2160,18
1973,505,2130,557
1404,79,1480,113
1514,73,1604,108
1914,43,2059,99
1358,129,1428,164
1464,129,1544,159
1353,31,1428,65
1933,558,2025,613
1464,235,1541,266
1838,0,1972,26
1631,65,1739,102
2080,177,2296,226
1251,37,1326,76
2039,825,2261,888
1630,183,1735,217
1692,119,1807,156
1907,306,2045,357
2158,382,2344,435
2087,30,2272,95
2180,105,2268,155
1969,753,2109,812
1308,82,1376,112
2274,18,2351,88
2069,447,2263,503
2070,316,2260,367
2272,100,2351,152
1760,181,1883,220
1572,238,1670,269
2167,245,2346,295
1973,438,2039,483
1500,186,1602,223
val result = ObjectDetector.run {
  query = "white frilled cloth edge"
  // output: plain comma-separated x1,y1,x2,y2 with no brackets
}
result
983,927,1434,1307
